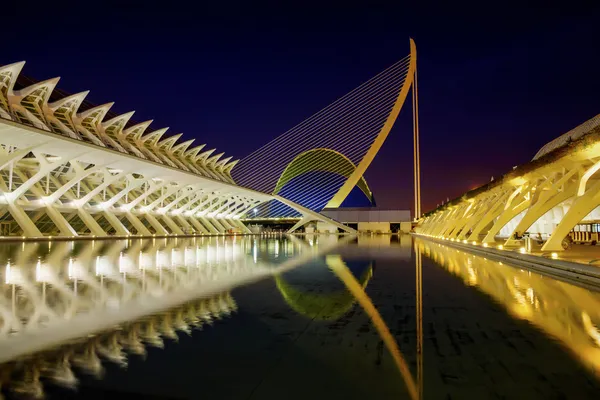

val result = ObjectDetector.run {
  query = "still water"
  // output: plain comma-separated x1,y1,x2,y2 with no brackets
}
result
0,235,599,399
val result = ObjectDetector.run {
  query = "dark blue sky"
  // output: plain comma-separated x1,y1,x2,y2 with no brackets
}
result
4,1,600,213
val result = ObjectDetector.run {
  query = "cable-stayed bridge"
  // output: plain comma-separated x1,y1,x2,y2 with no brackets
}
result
233,39,421,228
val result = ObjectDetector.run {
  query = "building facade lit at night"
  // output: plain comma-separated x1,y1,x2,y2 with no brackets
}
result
0,61,357,238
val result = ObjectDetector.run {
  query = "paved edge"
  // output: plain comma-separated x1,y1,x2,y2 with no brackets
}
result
412,234,600,292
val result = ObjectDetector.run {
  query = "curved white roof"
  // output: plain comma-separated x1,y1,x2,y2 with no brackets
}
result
533,114,600,160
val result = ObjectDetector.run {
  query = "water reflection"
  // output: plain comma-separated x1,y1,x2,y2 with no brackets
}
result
414,237,600,377
327,254,419,400
0,235,344,397
4,294,235,398
276,234,411,321
275,260,373,321
4,233,598,399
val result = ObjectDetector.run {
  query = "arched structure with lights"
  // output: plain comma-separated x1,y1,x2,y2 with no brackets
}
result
416,114,600,251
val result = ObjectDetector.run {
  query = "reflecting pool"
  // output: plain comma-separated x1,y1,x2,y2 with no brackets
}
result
0,234,599,399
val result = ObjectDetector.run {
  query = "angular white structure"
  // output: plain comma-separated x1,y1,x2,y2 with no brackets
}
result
0,61,353,238
416,114,600,251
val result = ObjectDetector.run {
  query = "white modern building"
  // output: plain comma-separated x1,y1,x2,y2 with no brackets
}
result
320,207,412,233
0,61,351,238
416,114,600,251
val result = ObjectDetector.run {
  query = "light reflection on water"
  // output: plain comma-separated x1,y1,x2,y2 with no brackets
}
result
414,238,600,379
0,236,301,341
0,235,346,398
0,235,600,398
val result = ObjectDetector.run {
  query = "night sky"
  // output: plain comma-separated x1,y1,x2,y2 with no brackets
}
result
3,2,600,214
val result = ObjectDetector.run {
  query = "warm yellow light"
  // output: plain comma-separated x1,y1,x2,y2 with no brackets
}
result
483,243,488,248
551,252,558,259
462,240,467,244
519,247,526,254
497,245,503,250
472,241,477,245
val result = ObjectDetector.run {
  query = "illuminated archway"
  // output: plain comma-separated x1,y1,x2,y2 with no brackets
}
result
273,148,374,204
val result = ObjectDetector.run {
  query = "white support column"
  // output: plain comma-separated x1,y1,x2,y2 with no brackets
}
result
43,172,107,237
8,155,65,201
191,194,222,215
188,217,209,234
430,208,459,237
6,203,43,237
438,204,470,237
124,212,152,236
174,215,194,234
210,197,239,218
235,201,260,218
0,143,46,171
229,219,252,234
144,213,169,235
159,215,185,234
77,209,108,236
273,195,356,234
44,161,106,204
12,168,77,237
199,217,219,234
171,192,205,214
219,218,234,230
102,211,130,235
144,185,180,211
44,205,78,236
288,215,314,234
457,192,509,240
102,177,145,209
542,179,600,251
467,187,526,242
123,180,168,210
207,217,227,233
77,170,127,206
161,185,202,213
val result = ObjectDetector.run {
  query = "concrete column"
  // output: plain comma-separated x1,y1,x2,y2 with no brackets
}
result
160,215,184,234
77,209,107,236
102,211,130,235
207,217,226,233
144,214,168,235
125,212,152,235
173,215,193,234
44,206,78,236
188,217,209,234
7,203,43,237
199,217,219,234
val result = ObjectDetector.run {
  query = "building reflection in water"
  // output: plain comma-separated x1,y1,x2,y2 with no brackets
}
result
0,233,419,398
0,235,336,397
5,293,236,398
414,237,600,377
281,234,420,400
276,233,412,321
